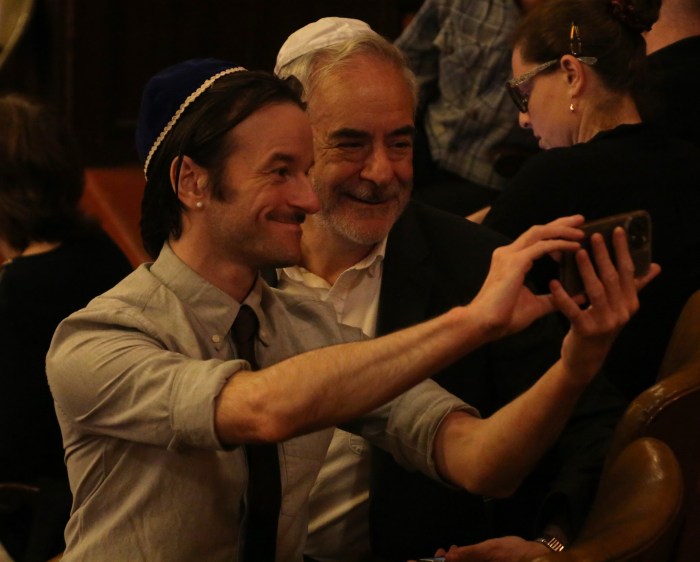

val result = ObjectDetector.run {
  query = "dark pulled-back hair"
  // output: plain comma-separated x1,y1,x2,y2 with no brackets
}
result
0,93,87,251
140,70,305,258
513,0,661,95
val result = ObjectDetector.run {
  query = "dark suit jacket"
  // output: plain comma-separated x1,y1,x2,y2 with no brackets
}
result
367,201,626,560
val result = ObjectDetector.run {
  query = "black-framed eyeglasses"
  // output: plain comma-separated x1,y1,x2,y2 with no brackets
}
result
506,21,597,114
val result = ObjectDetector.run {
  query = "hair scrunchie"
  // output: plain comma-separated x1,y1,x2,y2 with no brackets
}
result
610,0,653,32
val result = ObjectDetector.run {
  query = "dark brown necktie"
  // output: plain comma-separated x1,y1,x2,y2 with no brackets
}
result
232,305,281,561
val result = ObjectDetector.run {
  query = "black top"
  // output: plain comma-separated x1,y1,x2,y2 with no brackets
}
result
641,35,700,147
484,123,700,400
0,227,132,483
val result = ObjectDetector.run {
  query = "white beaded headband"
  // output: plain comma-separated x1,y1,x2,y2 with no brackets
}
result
143,66,247,178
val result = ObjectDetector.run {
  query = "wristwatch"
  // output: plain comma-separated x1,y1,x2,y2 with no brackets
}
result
535,534,566,552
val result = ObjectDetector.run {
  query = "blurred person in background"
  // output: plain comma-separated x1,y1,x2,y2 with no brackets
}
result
396,0,544,217
639,0,700,146
0,93,131,562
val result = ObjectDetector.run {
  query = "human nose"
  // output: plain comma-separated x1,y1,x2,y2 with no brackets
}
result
519,112,531,130
293,172,320,215
360,146,394,186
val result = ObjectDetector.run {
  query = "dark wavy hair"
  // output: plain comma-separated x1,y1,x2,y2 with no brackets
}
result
513,0,661,96
0,93,87,252
140,71,305,258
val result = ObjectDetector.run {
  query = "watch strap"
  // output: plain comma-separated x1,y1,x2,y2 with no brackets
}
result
535,534,566,552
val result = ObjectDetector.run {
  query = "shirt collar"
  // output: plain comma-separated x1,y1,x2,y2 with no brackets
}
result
150,243,271,347
278,237,388,285
354,237,387,275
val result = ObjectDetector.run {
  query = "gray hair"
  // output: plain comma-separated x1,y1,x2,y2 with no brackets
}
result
276,31,418,111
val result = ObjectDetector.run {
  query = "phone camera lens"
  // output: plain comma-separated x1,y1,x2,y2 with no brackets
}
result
628,217,648,248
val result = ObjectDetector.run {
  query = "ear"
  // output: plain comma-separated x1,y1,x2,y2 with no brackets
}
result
560,55,585,98
169,155,208,210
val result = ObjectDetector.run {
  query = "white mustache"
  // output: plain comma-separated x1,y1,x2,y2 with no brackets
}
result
344,182,404,203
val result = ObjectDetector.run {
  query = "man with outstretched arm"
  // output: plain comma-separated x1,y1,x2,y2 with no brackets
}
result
46,60,656,561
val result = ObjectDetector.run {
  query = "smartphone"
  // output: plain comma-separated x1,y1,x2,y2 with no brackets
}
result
559,210,652,295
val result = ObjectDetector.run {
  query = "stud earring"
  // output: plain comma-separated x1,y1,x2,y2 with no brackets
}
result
195,201,204,209
570,102,575,113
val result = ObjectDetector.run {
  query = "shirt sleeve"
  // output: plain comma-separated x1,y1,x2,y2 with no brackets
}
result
340,379,479,482
47,304,244,452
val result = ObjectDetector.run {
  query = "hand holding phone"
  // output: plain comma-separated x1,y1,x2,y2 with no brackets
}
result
559,210,652,295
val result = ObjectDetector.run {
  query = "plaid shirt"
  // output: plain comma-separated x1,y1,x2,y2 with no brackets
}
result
396,0,537,189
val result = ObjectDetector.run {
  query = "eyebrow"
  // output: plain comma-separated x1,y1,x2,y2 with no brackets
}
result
264,152,297,166
328,125,416,141
328,128,371,141
390,125,417,138
266,152,295,163
260,151,309,169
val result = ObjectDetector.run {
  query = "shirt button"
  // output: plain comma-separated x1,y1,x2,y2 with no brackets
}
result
212,335,222,343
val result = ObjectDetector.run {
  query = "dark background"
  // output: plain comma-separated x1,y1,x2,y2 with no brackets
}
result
0,0,422,166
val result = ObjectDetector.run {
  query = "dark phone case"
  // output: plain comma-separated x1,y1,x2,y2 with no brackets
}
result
560,210,652,295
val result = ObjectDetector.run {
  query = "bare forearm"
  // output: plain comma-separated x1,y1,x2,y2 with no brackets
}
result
215,306,490,445
215,218,593,446
440,227,660,496
435,359,590,497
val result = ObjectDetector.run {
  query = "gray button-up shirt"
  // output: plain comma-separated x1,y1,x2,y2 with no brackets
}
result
47,244,475,561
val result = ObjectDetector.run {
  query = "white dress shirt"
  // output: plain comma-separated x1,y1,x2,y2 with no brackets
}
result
277,239,387,562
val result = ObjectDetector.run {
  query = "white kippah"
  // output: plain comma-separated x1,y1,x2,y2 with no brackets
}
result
274,17,376,75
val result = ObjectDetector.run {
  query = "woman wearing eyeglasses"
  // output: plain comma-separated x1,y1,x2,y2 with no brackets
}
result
427,2,700,561
480,0,700,404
